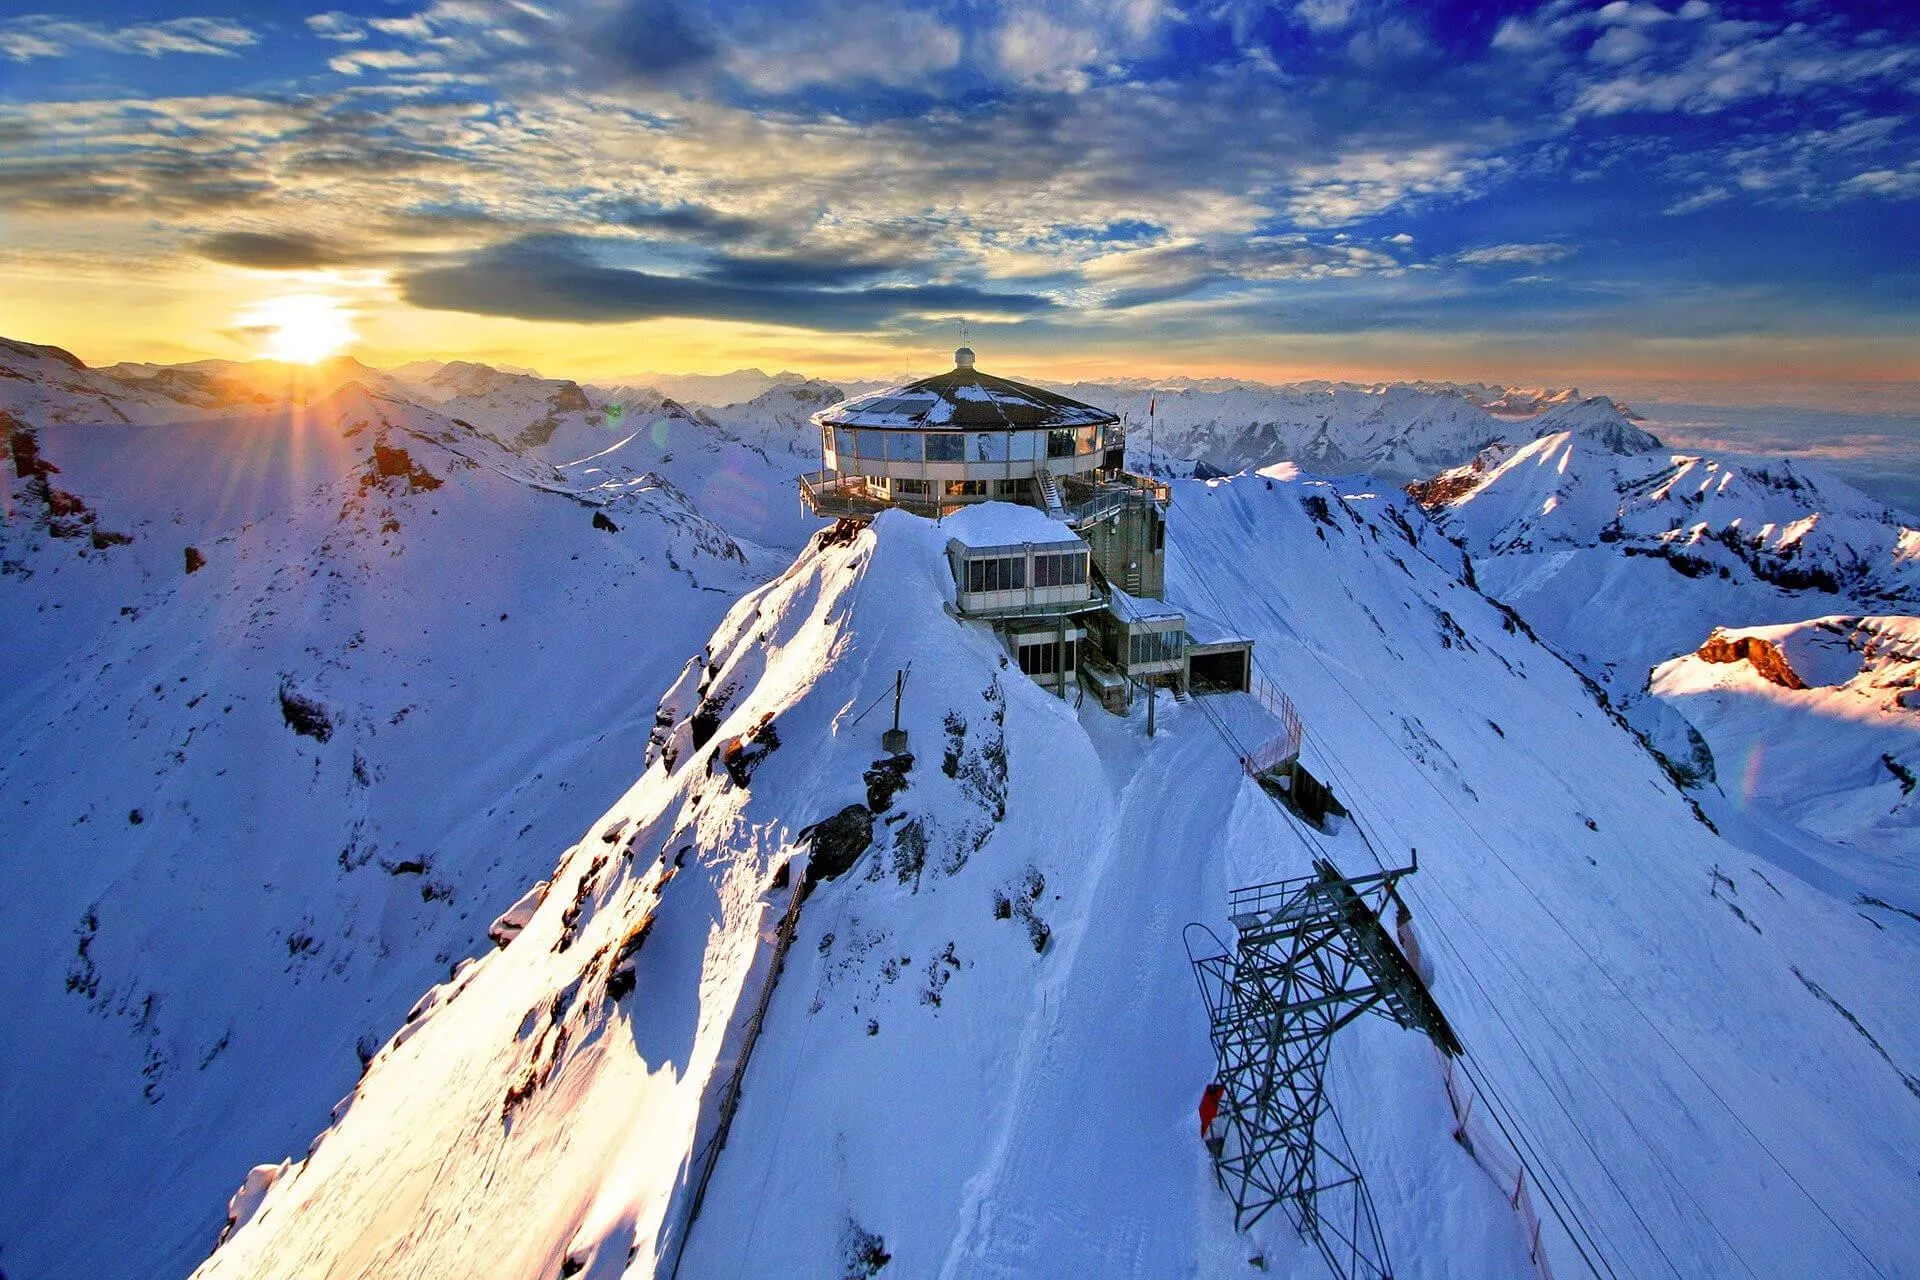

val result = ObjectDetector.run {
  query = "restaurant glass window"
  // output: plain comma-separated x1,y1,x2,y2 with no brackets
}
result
886,432,922,462
924,433,965,462
964,555,1026,593
973,432,1009,462
1048,428,1077,459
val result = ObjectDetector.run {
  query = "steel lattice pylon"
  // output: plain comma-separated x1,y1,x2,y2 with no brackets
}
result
1186,858,1461,1280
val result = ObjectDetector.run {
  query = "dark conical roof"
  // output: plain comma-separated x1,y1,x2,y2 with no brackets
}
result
814,355,1116,430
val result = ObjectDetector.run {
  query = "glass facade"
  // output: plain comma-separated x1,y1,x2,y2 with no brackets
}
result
963,555,1026,593
1018,639,1077,676
1129,629,1186,666
1031,551,1088,588
825,426,1104,465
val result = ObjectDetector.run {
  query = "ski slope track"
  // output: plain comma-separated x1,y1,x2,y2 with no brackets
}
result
193,476,1917,1280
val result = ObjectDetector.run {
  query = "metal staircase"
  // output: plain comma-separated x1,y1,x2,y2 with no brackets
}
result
1186,859,1460,1279
1036,468,1065,518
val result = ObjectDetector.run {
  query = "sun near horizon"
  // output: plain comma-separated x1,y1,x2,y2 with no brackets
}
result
239,294,357,366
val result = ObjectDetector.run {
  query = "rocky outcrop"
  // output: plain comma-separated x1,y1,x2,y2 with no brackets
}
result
1697,631,1806,690
367,443,442,493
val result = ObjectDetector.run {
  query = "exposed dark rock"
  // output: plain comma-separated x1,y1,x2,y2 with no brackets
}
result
816,517,864,550
553,854,608,953
719,713,780,787
184,546,207,574
368,442,442,493
842,1219,891,1278
7,413,54,479
1697,631,1806,690
592,510,619,533
604,914,655,1003
278,682,335,743
863,752,914,812
802,805,874,891
689,680,737,751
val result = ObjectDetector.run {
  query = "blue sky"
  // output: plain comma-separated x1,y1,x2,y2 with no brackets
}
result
1,0,1917,393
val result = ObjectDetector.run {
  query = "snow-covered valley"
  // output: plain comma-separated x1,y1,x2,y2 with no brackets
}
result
1415,431,1920,915
4,336,1918,1280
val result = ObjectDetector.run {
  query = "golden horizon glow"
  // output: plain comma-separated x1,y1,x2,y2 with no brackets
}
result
5,270,1916,414
240,294,357,365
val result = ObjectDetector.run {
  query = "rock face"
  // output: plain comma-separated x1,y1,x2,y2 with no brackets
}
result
1697,631,1807,690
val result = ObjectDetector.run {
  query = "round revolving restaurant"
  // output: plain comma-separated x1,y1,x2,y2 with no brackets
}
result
800,346,1125,517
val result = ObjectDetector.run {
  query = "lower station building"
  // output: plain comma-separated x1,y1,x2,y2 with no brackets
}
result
800,347,1252,709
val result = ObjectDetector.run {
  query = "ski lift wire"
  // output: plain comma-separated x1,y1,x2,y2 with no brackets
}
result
1166,484,1888,1280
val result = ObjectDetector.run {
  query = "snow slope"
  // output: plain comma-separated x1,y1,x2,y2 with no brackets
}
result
198,480,1920,1280
1415,431,1920,915
1421,431,1920,683
1650,617,1920,899
0,382,771,1280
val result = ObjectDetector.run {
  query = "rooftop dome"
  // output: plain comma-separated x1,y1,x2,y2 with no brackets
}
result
814,350,1117,431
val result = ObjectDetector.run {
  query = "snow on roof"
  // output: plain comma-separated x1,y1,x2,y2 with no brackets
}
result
814,357,1117,431
1181,603,1251,646
940,501,1083,550
1108,586,1185,623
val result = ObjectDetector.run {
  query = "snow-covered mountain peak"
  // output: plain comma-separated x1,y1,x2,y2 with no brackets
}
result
1525,394,1660,454
178,475,1920,1280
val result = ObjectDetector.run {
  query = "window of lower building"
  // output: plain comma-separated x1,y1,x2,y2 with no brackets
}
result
1031,551,1088,588
1129,628,1185,666
924,432,965,462
963,555,1025,593
945,479,987,497
893,477,932,497
1018,639,1077,676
